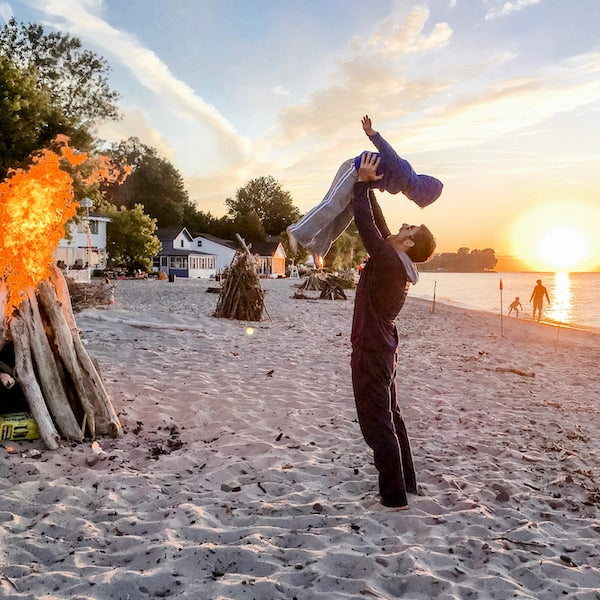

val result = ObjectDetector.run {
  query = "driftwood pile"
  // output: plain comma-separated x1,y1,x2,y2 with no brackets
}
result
214,236,265,321
293,272,354,300
0,265,123,450
66,277,114,312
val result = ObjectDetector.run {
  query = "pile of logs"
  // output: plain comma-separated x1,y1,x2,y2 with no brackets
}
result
66,277,114,312
214,235,265,321
293,272,353,300
1,265,122,450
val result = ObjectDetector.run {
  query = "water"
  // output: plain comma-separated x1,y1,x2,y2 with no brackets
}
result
411,271,600,331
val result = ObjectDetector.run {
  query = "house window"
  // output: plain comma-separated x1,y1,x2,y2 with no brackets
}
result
189,256,214,270
170,256,188,269
180,240,184,248
76,219,99,234
197,240,202,247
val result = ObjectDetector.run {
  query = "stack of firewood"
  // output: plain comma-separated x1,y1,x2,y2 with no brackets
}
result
214,236,265,321
1,265,122,450
293,272,352,300
66,277,114,312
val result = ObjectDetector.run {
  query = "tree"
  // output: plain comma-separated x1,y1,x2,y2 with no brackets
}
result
103,138,190,229
182,202,217,235
0,18,119,126
0,56,74,178
102,203,161,272
326,222,367,270
225,175,300,237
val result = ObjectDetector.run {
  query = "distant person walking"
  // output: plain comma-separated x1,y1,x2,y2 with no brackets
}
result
529,279,550,321
508,296,523,318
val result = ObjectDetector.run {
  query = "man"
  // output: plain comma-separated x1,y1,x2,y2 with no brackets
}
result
351,153,436,510
529,279,550,322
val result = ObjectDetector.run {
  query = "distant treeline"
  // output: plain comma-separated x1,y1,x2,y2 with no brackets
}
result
419,248,497,272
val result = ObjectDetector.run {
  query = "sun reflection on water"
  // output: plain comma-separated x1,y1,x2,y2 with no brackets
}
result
547,272,572,324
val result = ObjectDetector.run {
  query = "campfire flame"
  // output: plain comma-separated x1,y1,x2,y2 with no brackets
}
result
0,144,84,318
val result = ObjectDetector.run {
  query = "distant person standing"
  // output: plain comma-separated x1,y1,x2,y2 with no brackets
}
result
508,296,523,318
529,279,550,321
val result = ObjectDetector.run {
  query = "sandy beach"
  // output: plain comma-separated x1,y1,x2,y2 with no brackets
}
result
1,276,599,600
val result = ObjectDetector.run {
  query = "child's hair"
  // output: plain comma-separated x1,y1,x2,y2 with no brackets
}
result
406,224,436,263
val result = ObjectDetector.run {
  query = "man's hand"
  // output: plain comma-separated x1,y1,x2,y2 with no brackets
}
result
362,115,376,137
357,152,383,182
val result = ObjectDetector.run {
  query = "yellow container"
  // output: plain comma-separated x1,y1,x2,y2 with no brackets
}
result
0,412,40,441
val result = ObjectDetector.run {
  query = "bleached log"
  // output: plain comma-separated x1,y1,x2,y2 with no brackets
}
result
72,334,123,438
22,290,83,440
0,281,8,350
36,279,96,438
47,270,122,437
9,316,61,450
48,264,78,332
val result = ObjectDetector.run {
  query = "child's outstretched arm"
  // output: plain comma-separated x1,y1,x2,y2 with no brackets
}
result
362,115,377,137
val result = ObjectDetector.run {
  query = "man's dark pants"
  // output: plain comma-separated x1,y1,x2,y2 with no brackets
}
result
351,347,416,507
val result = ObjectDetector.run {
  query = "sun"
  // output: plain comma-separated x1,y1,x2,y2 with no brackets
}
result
511,201,600,272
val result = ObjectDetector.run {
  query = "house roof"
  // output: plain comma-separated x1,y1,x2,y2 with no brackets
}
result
195,233,239,251
248,240,283,257
156,227,193,242
157,248,215,257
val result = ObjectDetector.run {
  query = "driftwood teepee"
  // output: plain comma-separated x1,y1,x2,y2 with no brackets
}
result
1,265,123,450
214,235,265,321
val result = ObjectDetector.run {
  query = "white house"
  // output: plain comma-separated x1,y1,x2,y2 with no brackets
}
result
153,228,217,279
192,234,238,276
53,213,110,274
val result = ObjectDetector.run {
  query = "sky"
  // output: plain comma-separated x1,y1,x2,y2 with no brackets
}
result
2,0,600,270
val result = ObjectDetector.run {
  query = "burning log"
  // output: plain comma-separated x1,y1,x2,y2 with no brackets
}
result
1,268,123,449
1,139,123,449
214,235,265,321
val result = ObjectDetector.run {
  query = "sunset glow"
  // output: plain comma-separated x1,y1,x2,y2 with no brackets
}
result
511,202,600,273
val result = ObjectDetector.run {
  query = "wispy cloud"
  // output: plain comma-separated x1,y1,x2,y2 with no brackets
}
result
485,0,542,21
272,86,291,96
0,2,13,23
402,52,600,153
272,6,452,147
29,0,249,166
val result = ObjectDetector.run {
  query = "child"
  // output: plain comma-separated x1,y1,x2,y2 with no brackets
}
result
287,115,443,265
508,296,523,318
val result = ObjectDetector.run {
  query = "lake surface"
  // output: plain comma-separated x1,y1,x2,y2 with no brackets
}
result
411,271,600,330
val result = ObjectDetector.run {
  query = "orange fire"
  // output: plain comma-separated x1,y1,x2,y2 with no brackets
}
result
0,145,82,318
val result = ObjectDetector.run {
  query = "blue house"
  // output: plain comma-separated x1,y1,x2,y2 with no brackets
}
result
153,228,216,279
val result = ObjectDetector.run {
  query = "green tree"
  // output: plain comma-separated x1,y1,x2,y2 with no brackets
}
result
0,55,73,178
326,222,367,270
182,202,217,235
225,175,300,236
102,203,161,272
104,138,189,229
0,18,119,126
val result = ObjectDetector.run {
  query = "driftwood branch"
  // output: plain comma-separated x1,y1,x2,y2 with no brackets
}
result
36,278,97,438
0,281,7,349
21,290,83,440
9,315,61,450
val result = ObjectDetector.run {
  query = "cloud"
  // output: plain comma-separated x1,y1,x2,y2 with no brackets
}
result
369,6,452,56
401,52,600,153
272,86,291,96
272,6,452,146
0,2,13,23
485,0,542,21
30,0,249,166
95,108,176,162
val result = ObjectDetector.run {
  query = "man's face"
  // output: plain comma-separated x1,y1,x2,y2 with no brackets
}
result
386,224,420,250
